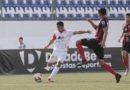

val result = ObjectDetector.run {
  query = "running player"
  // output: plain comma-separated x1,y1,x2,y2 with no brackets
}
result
118,13,130,76
76,8,122,83
43,21,91,82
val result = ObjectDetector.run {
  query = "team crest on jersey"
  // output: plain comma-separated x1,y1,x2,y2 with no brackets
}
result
101,21,105,25
58,36,64,39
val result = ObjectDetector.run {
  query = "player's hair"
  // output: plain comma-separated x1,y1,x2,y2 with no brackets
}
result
126,13,130,16
57,21,64,26
98,8,106,16
19,37,23,40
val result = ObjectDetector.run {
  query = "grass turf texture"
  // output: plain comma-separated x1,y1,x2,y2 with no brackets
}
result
0,72,130,90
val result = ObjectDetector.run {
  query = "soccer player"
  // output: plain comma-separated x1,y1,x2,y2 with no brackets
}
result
43,21,91,82
118,13,130,76
76,8,122,83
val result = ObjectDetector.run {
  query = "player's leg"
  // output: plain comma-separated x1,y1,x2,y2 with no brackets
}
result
95,48,117,76
121,50,129,76
124,44,130,76
48,61,62,82
128,53,130,69
98,59,121,83
44,53,57,71
94,45,121,83
48,52,66,82
98,60,117,75
76,40,86,62
126,53,130,76
44,62,56,71
76,39,93,65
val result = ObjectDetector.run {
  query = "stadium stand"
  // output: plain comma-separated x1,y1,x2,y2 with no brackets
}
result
0,0,130,20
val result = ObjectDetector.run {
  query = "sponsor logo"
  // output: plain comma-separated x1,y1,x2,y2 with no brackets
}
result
45,51,112,62
19,50,41,73
45,50,112,69
19,49,113,72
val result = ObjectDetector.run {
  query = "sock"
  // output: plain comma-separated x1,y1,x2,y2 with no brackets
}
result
102,63,116,76
48,67,60,79
122,56,128,69
76,42,86,61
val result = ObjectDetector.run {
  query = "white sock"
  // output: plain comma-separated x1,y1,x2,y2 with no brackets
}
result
48,67,60,79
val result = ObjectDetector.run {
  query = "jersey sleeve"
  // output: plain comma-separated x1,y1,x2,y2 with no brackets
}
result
123,25,127,33
68,30,75,37
101,20,108,28
51,33,56,41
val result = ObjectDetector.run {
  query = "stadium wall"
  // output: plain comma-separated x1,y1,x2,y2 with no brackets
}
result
0,20,123,49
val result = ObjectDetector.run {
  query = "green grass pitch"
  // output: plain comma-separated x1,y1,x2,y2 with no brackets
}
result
0,72,130,90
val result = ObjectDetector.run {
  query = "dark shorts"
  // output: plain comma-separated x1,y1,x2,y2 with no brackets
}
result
81,38,104,59
122,41,130,53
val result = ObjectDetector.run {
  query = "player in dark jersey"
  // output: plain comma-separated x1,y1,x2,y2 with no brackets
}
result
76,8,121,83
118,13,130,76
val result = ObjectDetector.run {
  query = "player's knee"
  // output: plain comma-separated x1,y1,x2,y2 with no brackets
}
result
122,50,127,56
98,60,105,66
56,62,62,67
48,63,52,67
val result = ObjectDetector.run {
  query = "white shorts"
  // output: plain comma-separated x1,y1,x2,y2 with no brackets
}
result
48,51,67,63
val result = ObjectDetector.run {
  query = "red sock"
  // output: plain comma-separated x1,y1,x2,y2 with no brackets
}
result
76,42,86,61
122,56,128,69
102,63,116,76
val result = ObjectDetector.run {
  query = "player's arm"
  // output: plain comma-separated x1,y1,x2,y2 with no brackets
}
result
118,32,124,43
43,34,56,49
100,27,108,48
125,25,130,36
87,19,98,30
118,23,126,42
99,20,109,48
73,30,91,35
44,39,54,49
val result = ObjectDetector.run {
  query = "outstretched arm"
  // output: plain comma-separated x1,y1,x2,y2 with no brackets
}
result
43,34,56,49
118,32,124,43
99,27,108,48
87,19,98,30
43,39,54,49
73,30,91,35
